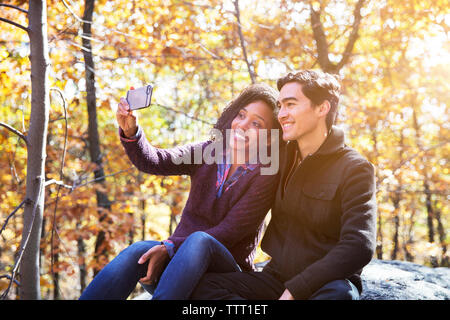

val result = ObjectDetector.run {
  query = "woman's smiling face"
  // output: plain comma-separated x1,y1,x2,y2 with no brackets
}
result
229,100,275,157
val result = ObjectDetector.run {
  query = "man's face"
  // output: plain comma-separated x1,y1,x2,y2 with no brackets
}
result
277,82,321,142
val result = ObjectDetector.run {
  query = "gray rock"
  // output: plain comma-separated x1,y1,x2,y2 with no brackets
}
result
133,259,450,300
133,291,152,300
361,259,450,300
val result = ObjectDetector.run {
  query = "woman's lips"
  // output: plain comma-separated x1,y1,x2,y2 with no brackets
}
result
234,131,248,141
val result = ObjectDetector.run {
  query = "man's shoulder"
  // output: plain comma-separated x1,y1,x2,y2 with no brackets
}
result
340,145,373,166
337,145,376,178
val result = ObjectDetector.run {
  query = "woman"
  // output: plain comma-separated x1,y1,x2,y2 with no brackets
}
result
79,83,283,300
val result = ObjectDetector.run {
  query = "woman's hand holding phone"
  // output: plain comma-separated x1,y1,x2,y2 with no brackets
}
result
116,88,138,138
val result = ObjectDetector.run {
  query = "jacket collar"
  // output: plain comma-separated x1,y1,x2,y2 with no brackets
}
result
286,125,345,158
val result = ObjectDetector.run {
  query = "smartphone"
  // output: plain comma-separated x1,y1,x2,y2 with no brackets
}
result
126,85,154,110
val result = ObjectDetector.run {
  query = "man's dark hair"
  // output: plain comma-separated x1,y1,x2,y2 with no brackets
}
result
213,83,283,146
277,70,341,131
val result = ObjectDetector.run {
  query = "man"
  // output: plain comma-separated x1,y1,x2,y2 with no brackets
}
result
191,70,377,300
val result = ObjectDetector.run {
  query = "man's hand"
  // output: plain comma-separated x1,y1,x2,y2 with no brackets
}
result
279,289,294,300
116,88,138,138
138,245,169,285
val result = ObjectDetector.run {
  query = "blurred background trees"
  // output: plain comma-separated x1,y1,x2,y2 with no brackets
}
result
0,0,448,299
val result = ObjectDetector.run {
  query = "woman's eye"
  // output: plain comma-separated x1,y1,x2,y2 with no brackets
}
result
252,121,262,128
238,112,245,119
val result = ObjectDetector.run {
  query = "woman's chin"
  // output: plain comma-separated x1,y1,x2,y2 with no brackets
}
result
228,142,250,158
229,138,249,150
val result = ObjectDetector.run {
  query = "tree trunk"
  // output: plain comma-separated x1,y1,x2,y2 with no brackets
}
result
412,108,435,243
128,212,135,246
423,181,435,243
403,203,416,262
52,252,60,299
19,0,50,300
370,128,383,260
390,130,404,260
376,214,383,259
390,196,400,260
434,204,448,267
82,0,112,276
44,132,61,299
140,199,146,241
309,0,365,74
169,213,175,235
76,221,87,294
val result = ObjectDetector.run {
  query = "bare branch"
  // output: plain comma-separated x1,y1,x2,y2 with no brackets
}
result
7,135,24,185
0,4,28,14
309,2,330,71
49,87,69,178
328,24,353,49
0,17,29,33
72,167,134,190
3,183,43,298
392,141,449,175
309,0,366,73
0,275,20,286
233,0,256,83
0,199,27,236
44,179,73,189
48,87,69,283
198,43,221,60
336,0,365,71
152,103,214,125
0,181,43,300
0,122,28,145
60,0,91,24
180,1,216,10
381,187,449,196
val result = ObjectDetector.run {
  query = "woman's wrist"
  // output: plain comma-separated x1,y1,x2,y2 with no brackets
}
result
123,126,138,138
161,240,175,258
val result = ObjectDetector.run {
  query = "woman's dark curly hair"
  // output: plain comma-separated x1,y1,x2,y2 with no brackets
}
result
212,83,284,147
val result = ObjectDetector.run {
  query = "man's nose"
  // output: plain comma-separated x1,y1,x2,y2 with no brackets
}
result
278,106,288,121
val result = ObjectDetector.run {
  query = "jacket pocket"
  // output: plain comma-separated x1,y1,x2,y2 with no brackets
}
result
300,182,339,227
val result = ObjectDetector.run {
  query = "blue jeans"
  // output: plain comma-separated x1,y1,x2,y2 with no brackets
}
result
79,231,240,300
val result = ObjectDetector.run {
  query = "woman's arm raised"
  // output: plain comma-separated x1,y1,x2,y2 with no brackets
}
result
117,96,207,176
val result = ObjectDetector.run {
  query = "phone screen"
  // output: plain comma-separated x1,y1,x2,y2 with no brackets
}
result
126,85,153,110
